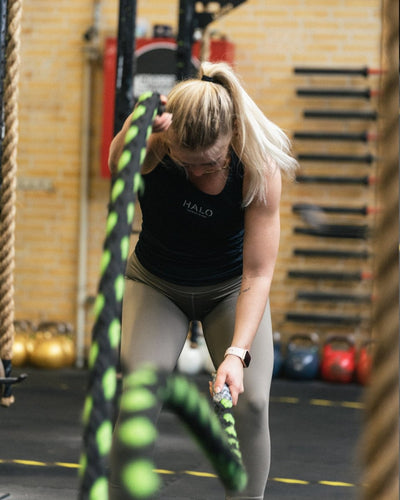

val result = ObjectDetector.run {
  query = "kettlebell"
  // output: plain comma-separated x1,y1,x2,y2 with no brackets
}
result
284,333,320,380
187,321,215,374
177,339,204,375
321,335,356,384
273,331,283,378
12,333,29,367
356,340,375,385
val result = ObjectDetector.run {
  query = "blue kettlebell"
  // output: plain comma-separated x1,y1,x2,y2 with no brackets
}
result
284,333,320,380
273,331,283,378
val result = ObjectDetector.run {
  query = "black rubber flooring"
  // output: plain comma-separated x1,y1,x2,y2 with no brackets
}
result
0,367,365,499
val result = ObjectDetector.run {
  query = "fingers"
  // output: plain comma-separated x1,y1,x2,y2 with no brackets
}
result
214,358,244,406
152,111,172,133
152,95,171,133
229,383,243,406
213,371,226,395
212,378,241,406
156,95,168,116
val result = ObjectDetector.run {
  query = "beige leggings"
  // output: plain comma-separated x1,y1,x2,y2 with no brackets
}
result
109,255,274,500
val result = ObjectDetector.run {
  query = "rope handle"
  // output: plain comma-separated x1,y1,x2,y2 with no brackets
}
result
211,373,245,474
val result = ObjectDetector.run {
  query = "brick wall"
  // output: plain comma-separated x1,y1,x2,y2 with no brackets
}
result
16,2,93,323
13,0,382,355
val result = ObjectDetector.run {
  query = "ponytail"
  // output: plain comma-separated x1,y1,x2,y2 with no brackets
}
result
166,61,298,205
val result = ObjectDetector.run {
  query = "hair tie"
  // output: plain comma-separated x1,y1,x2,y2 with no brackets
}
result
201,74,215,83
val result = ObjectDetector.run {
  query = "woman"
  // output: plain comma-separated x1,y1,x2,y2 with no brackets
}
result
109,61,297,499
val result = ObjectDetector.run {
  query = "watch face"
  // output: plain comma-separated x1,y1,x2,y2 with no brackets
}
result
244,351,251,367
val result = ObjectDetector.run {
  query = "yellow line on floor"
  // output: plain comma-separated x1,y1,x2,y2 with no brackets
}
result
55,462,80,469
1,459,358,488
341,401,365,409
184,470,218,478
154,469,175,475
319,480,355,487
12,459,46,466
270,396,300,404
271,396,364,409
272,477,310,485
310,398,335,407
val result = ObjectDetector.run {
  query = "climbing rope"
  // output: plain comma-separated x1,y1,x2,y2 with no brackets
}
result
112,365,247,499
0,0,22,407
79,92,161,499
360,1,399,498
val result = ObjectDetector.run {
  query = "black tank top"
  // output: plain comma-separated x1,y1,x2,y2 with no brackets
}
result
133,150,245,285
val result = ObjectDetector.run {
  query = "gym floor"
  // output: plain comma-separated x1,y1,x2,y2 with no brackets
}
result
0,367,364,500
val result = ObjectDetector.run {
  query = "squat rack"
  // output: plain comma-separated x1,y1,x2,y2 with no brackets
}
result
113,0,247,133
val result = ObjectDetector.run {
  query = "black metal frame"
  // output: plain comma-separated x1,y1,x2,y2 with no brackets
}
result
176,0,247,80
303,109,378,120
293,131,373,142
294,66,380,77
176,0,197,81
293,248,370,259
113,0,137,136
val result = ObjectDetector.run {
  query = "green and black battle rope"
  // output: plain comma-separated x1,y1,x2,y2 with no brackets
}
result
79,91,247,499
113,364,247,499
79,92,161,500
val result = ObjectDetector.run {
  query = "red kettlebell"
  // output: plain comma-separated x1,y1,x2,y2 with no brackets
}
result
356,340,375,385
321,335,356,383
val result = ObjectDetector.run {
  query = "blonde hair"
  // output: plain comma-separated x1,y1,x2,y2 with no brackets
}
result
165,61,298,205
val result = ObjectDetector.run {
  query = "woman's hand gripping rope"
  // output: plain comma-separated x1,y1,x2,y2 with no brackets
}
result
211,373,245,474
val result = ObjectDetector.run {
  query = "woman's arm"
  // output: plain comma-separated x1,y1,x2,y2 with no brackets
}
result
214,166,282,404
108,95,171,175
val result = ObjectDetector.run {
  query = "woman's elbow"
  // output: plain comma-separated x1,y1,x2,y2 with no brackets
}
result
108,152,118,175
108,137,124,175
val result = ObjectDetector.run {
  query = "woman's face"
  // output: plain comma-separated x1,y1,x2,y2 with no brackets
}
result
167,135,231,177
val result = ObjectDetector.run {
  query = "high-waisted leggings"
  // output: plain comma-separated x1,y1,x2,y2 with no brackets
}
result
109,254,274,500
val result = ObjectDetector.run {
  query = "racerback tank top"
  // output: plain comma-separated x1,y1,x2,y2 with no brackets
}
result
131,150,245,285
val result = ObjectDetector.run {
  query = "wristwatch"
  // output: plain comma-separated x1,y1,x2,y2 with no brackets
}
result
224,346,251,367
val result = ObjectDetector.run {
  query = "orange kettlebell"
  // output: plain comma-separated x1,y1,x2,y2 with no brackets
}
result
356,340,375,385
321,335,356,384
